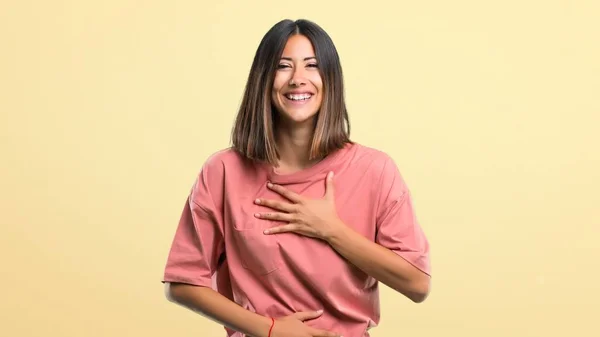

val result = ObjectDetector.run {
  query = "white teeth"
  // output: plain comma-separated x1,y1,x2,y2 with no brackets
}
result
286,93,312,101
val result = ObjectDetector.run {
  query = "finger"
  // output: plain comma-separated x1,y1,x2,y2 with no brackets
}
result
292,310,323,321
310,328,342,337
267,182,302,203
263,224,299,234
254,198,296,212
255,212,294,222
324,171,335,200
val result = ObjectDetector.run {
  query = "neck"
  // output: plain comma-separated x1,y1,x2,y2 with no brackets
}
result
274,119,319,173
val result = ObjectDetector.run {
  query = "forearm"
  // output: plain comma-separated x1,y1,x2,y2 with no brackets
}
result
326,224,430,302
165,282,272,337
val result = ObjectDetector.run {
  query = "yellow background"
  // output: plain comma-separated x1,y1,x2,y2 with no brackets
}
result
1,1,599,336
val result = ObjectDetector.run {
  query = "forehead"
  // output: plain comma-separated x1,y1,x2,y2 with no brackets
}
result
281,34,315,58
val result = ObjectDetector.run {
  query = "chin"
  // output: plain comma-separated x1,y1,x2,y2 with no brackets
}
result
278,109,319,125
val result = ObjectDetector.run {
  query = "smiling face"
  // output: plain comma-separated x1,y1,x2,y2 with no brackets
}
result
232,19,350,165
271,34,323,126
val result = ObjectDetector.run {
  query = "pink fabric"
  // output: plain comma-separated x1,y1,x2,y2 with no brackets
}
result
163,142,430,337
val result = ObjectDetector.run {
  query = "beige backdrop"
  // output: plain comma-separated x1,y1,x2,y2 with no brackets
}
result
1,1,599,336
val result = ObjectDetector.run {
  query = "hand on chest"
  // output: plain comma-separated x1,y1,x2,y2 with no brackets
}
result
228,181,336,275
232,178,375,235
226,175,377,276
236,182,325,230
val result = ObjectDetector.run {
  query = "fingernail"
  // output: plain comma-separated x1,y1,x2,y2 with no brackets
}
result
267,182,273,188
316,309,323,314
254,198,261,204
263,229,270,234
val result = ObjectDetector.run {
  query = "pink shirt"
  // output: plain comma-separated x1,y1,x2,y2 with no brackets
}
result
163,142,430,337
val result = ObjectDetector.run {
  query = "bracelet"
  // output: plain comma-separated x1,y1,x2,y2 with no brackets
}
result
267,317,275,337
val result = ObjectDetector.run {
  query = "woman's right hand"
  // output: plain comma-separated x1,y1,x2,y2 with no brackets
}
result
270,310,342,337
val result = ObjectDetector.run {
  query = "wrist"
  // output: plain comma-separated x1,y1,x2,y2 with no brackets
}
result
267,317,275,337
324,219,349,244
252,315,275,337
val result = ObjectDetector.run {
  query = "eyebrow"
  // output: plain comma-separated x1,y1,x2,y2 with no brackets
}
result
280,57,317,61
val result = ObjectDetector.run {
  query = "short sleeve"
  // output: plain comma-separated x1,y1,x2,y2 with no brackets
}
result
375,156,431,276
162,158,226,287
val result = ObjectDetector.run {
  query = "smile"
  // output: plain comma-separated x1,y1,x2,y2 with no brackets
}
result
285,93,313,101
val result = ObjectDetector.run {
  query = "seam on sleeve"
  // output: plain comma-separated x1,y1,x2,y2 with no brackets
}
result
378,185,409,228
189,195,212,214
188,193,225,241
375,155,408,225
162,275,212,287
374,155,391,224
188,159,226,238
393,251,431,277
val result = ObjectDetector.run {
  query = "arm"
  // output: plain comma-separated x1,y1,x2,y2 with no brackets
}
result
165,283,272,337
162,159,271,336
326,225,430,303
326,156,432,303
329,156,431,303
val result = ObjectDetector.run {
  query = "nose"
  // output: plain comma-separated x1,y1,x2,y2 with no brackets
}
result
289,67,307,86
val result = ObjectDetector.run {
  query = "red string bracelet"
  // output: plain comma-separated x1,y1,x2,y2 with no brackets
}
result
267,317,275,337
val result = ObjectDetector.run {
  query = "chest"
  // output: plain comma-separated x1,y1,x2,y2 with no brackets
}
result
225,177,378,236
221,176,379,276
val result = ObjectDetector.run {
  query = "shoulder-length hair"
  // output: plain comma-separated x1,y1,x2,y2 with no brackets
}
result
231,19,351,165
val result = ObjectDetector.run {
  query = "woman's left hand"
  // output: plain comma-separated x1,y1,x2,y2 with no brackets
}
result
254,171,345,241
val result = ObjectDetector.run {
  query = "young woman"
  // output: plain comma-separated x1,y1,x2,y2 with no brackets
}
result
162,19,431,337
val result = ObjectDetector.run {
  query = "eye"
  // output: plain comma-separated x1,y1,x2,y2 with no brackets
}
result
277,63,291,69
307,63,319,68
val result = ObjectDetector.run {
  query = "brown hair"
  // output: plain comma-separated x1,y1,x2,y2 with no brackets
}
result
231,19,351,165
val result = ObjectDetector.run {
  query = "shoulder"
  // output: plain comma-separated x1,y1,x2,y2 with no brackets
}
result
347,142,407,190
200,147,251,175
204,147,244,165
190,147,253,204
192,147,252,190
347,142,399,174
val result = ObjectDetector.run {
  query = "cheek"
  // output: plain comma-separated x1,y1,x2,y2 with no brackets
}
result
272,73,288,91
312,75,324,93
271,81,283,102
313,78,324,100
